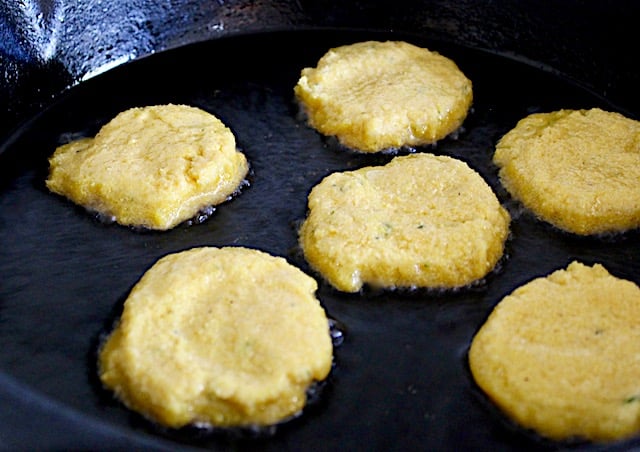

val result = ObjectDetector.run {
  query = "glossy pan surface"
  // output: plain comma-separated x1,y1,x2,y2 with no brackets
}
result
1,29,639,451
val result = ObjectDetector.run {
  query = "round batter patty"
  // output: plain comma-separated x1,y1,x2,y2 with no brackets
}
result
98,246,333,428
294,40,473,153
493,108,640,235
469,261,640,442
46,104,249,230
299,153,510,293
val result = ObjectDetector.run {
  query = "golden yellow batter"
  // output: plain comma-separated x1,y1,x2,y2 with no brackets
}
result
469,261,640,442
98,246,333,428
299,153,510,293
294,40,473,153
493,108,640,235
46,104,249,230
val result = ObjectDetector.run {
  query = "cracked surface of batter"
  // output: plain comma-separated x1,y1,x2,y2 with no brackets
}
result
493,108,640,235
299,153,510,292
99,246,333,428
46,104,249,230
294,40,473,153
469,261,640,442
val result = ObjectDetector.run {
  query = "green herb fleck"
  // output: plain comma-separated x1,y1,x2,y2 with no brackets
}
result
624,395,640,404
375,222,393,239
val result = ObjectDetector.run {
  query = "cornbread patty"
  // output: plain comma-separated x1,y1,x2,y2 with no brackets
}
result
46,104,249,230
469,261,640,442
294,40,473,153
299,153,510,293
98,246,333,429
493,108,640,235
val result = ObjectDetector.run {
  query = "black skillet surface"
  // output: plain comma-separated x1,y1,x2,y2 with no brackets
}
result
1,29,639,451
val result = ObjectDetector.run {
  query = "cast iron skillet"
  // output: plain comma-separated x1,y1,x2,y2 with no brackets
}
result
1,27,639,451
0,29,640,450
